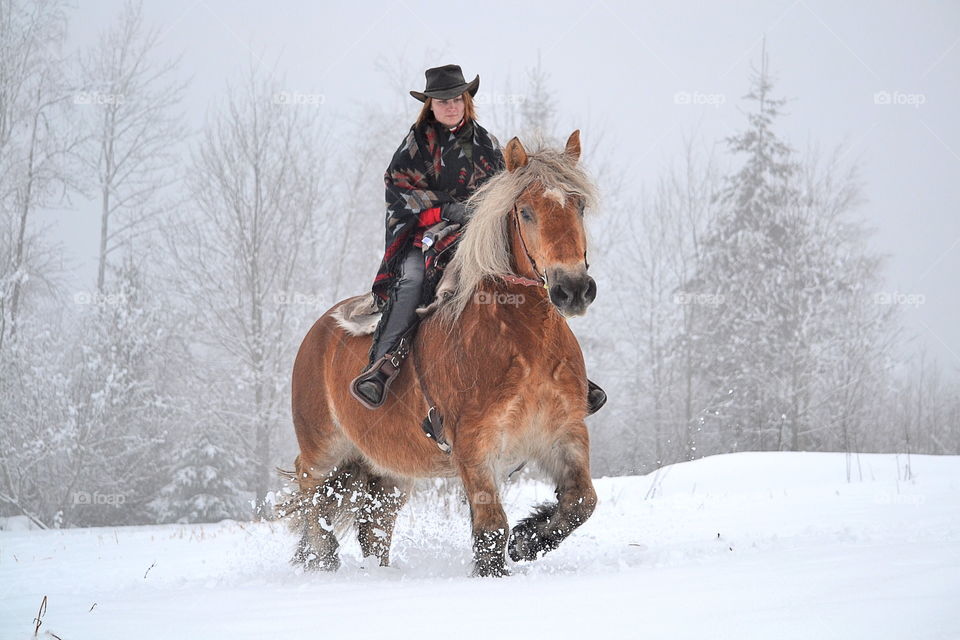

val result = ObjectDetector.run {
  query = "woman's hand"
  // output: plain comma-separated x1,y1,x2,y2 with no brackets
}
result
441,201,469,225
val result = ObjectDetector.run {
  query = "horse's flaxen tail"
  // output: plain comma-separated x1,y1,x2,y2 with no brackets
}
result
276,456,411,570
275,466,298,481
274,457,369,543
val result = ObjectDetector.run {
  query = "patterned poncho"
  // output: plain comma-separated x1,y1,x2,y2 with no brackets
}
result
371,117,504,303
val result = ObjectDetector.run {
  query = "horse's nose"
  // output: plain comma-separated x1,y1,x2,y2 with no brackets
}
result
548,274,597,317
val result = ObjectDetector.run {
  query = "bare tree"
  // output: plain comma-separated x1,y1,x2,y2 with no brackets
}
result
0,0,76,346
168,62,326,514
326,86,406,302
77,0,186,293
608,139,721,467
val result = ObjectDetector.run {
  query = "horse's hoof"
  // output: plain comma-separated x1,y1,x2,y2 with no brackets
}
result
508,541,537,562
471,561,511,578
313,555,341,572
507,526,540,562
293,549,341,572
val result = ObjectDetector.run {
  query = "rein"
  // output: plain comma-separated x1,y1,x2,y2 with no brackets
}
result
506,204,547,288
502,202,591,288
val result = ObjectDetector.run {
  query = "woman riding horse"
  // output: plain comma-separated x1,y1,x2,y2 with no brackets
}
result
349,64,606,414
287,127,603,576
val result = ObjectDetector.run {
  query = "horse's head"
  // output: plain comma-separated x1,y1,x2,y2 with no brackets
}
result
504,130,596,317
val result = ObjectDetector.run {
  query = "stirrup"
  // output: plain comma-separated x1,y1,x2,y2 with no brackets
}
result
349,338,412,410
420,406,451,453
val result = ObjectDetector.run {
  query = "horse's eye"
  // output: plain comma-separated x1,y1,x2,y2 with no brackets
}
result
578,202,585,216
520,207,534,221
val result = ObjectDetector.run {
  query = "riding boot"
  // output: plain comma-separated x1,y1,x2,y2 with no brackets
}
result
350,336,411,410
586,378,607,415
350,251,425,409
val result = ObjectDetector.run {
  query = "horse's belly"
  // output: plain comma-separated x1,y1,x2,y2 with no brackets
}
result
332,403,458,479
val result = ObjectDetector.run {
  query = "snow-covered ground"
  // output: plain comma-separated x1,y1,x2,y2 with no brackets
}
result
1,452,958,639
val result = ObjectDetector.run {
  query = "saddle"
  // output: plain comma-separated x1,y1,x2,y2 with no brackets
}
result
339,221,462,452
333,221,460,336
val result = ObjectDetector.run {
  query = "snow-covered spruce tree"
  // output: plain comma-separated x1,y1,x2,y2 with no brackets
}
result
152,428,247,523
0,308,73,527
688,46,886,454
686,46,799,452
1,257,182,527
62,258,182,527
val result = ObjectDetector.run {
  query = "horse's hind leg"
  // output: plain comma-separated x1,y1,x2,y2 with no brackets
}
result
508,423,598,562
355,467,410,567
287,455,360,572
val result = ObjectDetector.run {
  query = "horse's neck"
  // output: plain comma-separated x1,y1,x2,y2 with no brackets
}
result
461,279,555,347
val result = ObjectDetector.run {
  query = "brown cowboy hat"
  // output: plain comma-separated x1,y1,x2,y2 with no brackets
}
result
410,64,480,102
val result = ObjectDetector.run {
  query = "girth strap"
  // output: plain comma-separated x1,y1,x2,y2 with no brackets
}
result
411,339,451,454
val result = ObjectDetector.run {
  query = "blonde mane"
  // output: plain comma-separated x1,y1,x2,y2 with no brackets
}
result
438,145,599,324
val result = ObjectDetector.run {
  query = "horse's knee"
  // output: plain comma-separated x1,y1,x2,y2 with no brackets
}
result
468,495,508,532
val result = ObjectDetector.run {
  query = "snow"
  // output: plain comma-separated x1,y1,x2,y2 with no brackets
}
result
1,452,958,639
0,516,39,533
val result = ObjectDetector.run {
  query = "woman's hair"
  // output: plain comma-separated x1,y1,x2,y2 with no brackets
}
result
415,92,477,127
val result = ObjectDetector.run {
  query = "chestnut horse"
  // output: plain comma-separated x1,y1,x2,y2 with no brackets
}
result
282,130,599,577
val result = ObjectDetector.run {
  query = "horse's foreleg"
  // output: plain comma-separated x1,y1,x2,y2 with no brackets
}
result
509,425,597,562
457,460,510,577
356,470,409,567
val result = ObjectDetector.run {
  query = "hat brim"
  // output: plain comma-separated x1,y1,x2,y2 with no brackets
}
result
410,75,479,102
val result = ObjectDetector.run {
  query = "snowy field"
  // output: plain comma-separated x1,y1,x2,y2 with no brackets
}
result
1,451,958,640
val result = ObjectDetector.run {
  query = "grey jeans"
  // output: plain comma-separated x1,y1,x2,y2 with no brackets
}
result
372,250,425,361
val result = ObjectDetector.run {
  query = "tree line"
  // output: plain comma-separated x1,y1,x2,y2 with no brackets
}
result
0,1,955,528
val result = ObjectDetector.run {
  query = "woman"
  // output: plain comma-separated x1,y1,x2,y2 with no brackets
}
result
350,64,606,417
350,64,503,409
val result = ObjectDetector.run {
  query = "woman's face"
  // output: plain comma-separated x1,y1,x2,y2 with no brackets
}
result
430,94,465,127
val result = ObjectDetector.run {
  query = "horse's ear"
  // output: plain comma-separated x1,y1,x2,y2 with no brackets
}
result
564,130,581,164
504,137,529,172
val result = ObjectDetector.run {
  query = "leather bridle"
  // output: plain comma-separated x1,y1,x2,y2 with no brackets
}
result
506,203,547,288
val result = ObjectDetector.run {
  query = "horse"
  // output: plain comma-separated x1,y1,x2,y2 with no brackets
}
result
281,130,599,577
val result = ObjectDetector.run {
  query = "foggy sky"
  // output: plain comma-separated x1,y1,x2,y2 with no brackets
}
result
50,0,960,367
